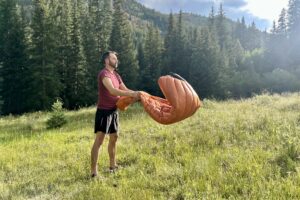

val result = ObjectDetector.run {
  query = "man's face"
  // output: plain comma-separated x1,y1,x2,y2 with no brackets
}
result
108,53,118,69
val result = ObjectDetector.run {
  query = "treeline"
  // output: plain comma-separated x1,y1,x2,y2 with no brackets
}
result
0,0,300,115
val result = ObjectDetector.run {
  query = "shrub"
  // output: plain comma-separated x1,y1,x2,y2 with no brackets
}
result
46,99,67,129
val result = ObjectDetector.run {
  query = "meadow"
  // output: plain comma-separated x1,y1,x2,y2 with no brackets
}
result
1,93,300,199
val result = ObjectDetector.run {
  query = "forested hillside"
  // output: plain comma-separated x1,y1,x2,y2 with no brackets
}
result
0,0,300,115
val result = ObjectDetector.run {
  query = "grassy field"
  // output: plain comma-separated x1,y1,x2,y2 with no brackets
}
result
1,93,300,199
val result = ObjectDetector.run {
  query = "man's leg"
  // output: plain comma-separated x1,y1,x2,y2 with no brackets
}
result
108,133,118,168
91,132,106,176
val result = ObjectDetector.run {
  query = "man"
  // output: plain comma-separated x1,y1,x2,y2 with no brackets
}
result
91,51,139,177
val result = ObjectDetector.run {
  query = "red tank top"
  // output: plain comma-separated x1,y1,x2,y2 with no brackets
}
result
97,68,123,109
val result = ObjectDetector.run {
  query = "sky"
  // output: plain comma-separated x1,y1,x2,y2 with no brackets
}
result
136,0,289,30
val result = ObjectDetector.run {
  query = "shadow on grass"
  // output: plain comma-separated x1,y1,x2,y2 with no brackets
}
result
0,106,146,146
8,174,93,200
0,123,45,144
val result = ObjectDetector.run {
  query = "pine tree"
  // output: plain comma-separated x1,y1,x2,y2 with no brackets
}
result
82,0,113,105
241,16,246,27
265,20,280,71
89,0,112,54
216,3,230,50
208,6,215,29
163,11,187,78
163,12,176,74
248,21,262,50
141,24,163,95
27,0,62,111
234,19,242,42
99,0,113,53
234,17,247,48
110,0,138,89
82,1,98,105
173,10,187,78
276,8,289,68
287,0,300,68
271,20,277,34
287,0,300,39
190,27,222,98
54,0,73,108
266,7,291,73
278,8,287,36
0,0,29,114
185,27,199,79
65,0,88,109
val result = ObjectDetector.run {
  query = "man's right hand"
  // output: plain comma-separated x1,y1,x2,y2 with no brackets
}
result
131,91,141,100
134,91,141,100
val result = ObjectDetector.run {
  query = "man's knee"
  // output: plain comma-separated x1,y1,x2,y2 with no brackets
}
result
95,132,105,146
109,134,118,144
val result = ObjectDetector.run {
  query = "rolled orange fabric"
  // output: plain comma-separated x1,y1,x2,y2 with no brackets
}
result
116,96,136,111
116,74,201,124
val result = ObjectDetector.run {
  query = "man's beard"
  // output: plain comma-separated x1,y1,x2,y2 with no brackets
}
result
109,60,118,69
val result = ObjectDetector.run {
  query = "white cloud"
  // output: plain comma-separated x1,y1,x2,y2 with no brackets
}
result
241,0,289,21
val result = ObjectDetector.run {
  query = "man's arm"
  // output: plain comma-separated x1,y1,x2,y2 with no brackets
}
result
119,83,140,101
103,77,138,98
119,83,133,92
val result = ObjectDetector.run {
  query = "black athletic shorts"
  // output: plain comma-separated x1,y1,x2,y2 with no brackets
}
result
94,108,119,134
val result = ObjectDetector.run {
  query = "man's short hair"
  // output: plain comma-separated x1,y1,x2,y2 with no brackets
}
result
101,51,117,65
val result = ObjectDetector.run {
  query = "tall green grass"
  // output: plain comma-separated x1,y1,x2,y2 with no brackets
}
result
1,93,300,199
